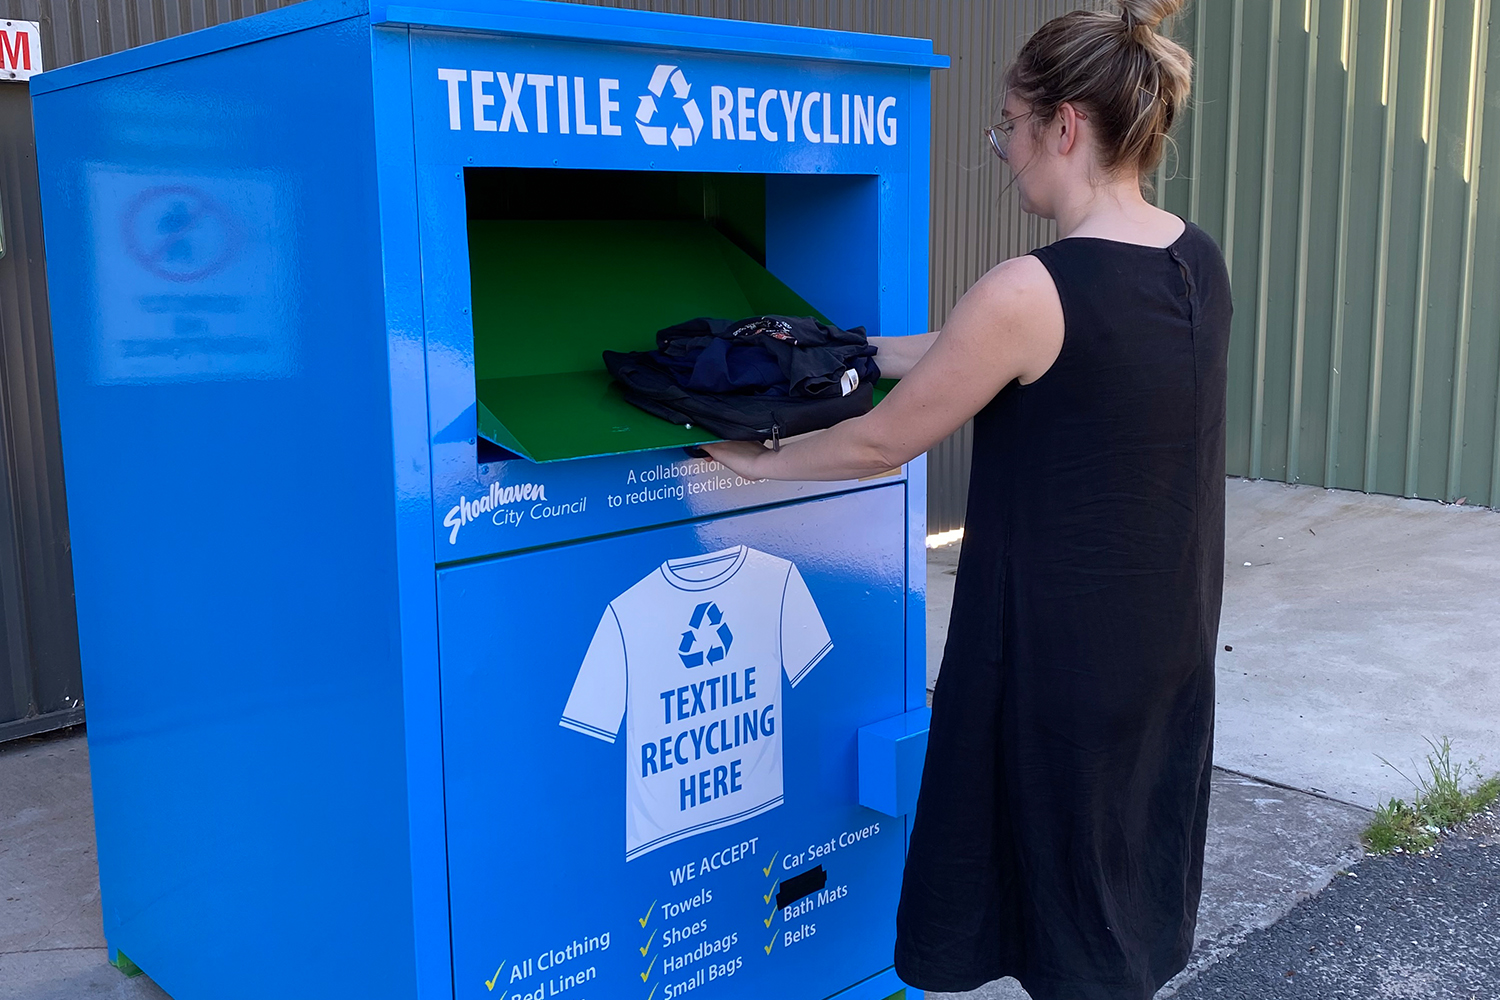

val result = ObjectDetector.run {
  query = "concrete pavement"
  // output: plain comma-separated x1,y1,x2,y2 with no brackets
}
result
0,734,166,1000
1215,480,1500,808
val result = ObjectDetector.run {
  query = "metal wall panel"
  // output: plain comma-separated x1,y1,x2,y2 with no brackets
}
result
0,83,83,741
0,0,300,66
1178,0,1500,507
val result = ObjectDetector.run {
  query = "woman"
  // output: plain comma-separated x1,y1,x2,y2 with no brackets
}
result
704,1,1229,997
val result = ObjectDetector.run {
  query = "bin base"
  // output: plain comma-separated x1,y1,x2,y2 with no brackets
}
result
108,947,144,978
828,967,920,1000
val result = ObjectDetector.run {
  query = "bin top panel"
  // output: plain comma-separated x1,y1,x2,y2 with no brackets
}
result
31,0,947,95
375,2,949,68
29,0,364,94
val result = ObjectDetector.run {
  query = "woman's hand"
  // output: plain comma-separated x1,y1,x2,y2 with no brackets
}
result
701,440,773,480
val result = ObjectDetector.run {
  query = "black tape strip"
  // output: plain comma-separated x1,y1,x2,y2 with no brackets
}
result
775,865,828,910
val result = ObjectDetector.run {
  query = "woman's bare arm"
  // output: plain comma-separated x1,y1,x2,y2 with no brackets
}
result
704,256,1064,481
868,332,939,379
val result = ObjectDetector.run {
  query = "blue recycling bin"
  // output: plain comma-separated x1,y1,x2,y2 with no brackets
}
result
30,3,945,999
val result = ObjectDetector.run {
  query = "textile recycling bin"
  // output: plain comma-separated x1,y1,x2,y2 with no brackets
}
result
30,3,945,999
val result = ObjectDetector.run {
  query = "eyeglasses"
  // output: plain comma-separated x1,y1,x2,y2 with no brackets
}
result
984,108,1087,161
984,112,1033,162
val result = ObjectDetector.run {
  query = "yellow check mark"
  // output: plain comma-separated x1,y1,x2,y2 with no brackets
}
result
639,899,657,928
646,985,660,1000
764,904,778,928
763,882,779,905
762,851,779,877
485,960,506,992
641,954,658,983
764,930,778,955
639,928,657,956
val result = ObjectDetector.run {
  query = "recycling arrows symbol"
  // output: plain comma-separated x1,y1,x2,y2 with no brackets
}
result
678,601,733,668
636,64,704,150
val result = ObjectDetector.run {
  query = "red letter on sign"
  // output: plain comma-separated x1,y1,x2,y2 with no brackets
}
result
1,30,32,72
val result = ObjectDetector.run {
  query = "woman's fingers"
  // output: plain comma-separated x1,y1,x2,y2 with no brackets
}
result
701,440,771,479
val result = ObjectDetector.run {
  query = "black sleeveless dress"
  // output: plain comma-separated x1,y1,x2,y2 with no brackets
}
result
894,223,1232,1000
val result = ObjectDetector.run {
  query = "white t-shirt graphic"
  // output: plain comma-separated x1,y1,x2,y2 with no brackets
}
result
561,545,833,861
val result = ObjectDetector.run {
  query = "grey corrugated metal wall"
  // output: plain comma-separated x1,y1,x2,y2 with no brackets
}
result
0,1,300,64
0,83,83,740
1162,0,1500,506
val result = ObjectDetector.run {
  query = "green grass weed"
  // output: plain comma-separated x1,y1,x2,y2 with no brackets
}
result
1362,736,1498,855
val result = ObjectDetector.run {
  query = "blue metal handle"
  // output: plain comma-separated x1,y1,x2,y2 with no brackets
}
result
857,706,931,818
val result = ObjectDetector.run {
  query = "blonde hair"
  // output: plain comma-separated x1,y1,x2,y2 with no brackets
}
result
1005,0,1193,177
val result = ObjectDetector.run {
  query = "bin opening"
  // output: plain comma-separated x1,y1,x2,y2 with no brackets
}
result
466,168,875,464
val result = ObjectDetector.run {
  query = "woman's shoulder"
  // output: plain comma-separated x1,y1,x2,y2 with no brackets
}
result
945,255,1064,385
968,253,1059,311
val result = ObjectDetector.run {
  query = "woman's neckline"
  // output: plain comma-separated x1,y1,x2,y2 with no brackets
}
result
1052,218,1191,251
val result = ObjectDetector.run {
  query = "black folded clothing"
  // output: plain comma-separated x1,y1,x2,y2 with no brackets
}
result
603,315,881,445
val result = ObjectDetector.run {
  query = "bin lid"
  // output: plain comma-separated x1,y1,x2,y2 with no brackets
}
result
31,2,947,101
372,2,950,70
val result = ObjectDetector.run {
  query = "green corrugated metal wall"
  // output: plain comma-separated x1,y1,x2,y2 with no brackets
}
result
1162,0,1500,506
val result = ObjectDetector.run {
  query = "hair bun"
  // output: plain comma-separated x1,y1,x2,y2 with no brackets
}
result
1119,0,1184,33
1006,0,1194,180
